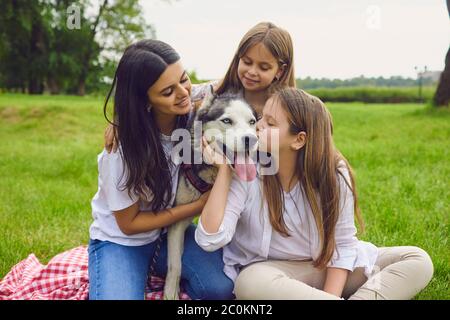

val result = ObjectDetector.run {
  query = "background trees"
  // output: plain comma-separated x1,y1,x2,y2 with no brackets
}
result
0,0,153,95
432,0,450,107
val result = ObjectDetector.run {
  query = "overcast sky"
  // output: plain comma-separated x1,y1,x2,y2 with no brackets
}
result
140,0,449,80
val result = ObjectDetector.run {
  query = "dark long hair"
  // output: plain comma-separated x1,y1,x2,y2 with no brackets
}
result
103,39,188,211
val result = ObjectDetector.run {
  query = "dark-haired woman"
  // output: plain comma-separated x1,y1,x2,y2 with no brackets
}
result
88,39,234,300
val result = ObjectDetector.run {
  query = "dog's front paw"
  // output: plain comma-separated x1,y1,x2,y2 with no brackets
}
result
163,280,180,300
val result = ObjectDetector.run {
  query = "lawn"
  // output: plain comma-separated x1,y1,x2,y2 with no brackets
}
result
0,93,448,299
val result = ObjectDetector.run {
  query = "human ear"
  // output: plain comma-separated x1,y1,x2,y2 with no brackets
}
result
290,131,306,150
275,63,287,81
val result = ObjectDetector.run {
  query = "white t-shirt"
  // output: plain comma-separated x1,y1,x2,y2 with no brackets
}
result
89,133,180,246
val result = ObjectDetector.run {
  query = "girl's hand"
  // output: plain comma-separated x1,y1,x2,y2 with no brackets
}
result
201,136,229,169
104,124,118,153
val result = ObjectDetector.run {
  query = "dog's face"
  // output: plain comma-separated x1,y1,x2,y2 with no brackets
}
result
195,87,258,181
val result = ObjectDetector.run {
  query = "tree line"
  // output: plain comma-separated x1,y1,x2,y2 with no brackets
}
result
0,0,153,95
0,1,448,107
296,75,437,90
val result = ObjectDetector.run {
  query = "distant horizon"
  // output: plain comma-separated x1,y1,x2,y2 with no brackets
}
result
192,72,441,82
141,0,449,80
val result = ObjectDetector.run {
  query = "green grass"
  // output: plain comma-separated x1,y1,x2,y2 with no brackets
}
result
0,93,449,299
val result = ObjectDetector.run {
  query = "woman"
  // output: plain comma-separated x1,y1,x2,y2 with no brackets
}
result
88,39,234,300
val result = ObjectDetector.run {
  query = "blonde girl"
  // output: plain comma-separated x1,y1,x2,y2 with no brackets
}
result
192,21,296,116
196,87,434,300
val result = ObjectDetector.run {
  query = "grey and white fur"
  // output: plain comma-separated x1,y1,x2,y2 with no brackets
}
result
163,86,258,299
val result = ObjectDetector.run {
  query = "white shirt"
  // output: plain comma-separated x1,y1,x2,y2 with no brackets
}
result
195,163,379,282
89,133,181,246
267,182,314,260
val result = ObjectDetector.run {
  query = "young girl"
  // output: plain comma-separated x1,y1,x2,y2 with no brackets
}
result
191,21,296,117
88,39,234,300
195,87,434,300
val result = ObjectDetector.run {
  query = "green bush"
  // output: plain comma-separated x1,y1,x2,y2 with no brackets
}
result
307,86,436,103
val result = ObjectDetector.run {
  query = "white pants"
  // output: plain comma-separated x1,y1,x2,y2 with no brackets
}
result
234,246,434,300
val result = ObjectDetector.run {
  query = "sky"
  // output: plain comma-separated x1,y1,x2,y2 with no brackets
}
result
140,0,450,80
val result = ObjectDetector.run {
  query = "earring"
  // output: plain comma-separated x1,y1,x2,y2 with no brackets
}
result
147,104,152,112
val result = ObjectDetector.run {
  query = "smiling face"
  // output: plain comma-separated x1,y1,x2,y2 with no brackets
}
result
196,96,258,181
237,42,284,92
147,60,192,116
200,98,258,154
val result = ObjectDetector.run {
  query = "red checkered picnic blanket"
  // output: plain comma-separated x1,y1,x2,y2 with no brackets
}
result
0,245,190,300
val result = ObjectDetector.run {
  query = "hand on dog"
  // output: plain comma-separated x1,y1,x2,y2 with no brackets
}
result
201,136,229,169
104,124,118,153
197,190,211,208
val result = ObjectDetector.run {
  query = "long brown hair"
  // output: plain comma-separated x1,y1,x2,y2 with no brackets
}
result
262,87,364,269
216,22,296,95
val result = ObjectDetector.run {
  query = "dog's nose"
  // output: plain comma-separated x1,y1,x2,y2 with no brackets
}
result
243,135,258,150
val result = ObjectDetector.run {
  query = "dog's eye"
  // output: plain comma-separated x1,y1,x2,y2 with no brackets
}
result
221,118,232,125
249,119,256,125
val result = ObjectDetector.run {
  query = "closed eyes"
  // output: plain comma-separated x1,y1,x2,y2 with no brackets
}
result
162,77,189,96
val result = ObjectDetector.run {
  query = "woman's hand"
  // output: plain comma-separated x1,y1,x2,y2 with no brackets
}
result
201,136,229,169
188,190,211,217
104,124,118,153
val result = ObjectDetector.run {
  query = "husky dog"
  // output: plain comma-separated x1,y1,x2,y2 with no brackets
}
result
163,86,258,299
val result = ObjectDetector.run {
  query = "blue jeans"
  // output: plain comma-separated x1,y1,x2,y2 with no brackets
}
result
88,224,235,300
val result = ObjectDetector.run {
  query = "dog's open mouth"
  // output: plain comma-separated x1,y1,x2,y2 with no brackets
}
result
215,141,257,181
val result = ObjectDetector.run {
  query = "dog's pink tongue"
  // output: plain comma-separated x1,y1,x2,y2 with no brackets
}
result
234,153,257,181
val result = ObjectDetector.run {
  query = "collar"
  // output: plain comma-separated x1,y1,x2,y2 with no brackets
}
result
181,163,213,193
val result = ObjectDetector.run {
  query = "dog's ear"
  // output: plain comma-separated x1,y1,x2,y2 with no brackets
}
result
196,104,209,123
195,84,217,122
202,84,216,108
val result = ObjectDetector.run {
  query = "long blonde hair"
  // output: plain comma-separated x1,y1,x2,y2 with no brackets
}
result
262,87,364,269
216,22,296,95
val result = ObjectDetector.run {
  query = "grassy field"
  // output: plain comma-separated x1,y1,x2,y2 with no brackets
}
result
0,93,449,299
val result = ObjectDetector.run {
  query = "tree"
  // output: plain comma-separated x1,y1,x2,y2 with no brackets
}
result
45,0,92,94
433,0,450,107
74,0,155,95
0,0,154,95
0,1,52,94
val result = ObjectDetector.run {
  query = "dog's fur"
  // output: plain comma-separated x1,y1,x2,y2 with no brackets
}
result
163,87,258,299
